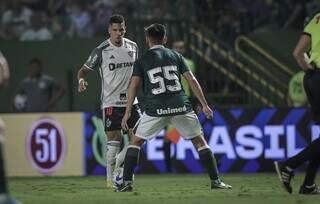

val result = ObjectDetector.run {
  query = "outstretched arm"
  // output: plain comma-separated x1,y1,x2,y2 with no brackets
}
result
182,71,212,119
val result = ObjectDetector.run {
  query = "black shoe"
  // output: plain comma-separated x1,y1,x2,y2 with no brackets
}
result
299,184,320,195
116,183,133,192
274,161,294,194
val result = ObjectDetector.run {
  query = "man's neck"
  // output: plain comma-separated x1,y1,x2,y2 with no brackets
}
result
149,44,164,49
110,38,123,47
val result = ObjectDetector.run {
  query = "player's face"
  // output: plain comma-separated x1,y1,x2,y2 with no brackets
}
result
173,42,185,55
29,63,42,78
108,23,126,46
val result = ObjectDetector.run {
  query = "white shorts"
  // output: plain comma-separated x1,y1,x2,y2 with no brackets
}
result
135,111,202,140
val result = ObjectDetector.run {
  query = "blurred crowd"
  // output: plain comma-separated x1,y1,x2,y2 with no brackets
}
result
196,0,320,44
0,0,192,41
1,0,320,43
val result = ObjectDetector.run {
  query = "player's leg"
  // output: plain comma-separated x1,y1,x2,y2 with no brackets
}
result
299,157,320,194
275,137,320,194
191,135,231,189
0,118,22,204
0,139,7,196
0,118,7,195
275,70,320,194
306,69,320,124
299,70,320,194
115,105,141,169
103,107,122,189
105,131,121,188
119,136,145,192
117,113,168,192
171,112,232,189
114,130,130,170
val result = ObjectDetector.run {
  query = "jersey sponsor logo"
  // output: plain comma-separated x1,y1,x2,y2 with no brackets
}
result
110,55,115,59
109,62,134,71
26,118,66,174
115,101,127,105
156,105,187,115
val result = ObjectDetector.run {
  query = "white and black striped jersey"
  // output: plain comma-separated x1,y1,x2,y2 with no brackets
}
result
83,38,138,109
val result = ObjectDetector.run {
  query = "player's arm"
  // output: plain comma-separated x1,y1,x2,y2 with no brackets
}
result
182,71,212,119
77,47,101,92
77,67,91,92
121,76,141,130
293,34,313,71
0,53,9,88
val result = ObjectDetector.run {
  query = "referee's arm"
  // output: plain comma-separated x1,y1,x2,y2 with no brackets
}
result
293,34,313,71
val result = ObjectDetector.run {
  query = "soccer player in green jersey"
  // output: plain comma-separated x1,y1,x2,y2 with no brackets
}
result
118,23,232,192
275,11,320,195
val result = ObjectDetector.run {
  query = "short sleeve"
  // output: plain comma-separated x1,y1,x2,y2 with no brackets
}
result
132,59,143,77
303,12,320,35
178,55,190,74
83,48,102,70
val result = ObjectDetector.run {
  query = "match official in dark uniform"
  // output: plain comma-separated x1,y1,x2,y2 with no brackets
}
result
275,11,320,195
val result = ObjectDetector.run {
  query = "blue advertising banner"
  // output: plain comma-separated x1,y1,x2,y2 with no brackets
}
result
84,108,320,175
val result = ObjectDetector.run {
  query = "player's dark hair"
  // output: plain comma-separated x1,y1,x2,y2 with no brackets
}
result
144,23,166,42
108,14,125,25
29,58,42,66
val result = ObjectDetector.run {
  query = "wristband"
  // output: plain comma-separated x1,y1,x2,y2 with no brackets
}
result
79,78,84,84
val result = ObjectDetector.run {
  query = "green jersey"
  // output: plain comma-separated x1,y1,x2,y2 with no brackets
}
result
133,45,192,117
304,11,320,68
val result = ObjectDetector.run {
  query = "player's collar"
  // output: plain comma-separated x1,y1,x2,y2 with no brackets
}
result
149,45,165,50
108,38,125,48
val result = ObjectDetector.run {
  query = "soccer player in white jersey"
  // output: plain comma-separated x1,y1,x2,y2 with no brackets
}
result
77,15,140,189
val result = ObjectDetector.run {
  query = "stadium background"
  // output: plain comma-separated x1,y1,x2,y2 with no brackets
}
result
1,0,320,203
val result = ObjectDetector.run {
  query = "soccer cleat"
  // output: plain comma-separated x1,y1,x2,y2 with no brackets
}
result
299,184,320,195
211,179,232,189
106,179,116,189
116,182,133,192
274,161,294,194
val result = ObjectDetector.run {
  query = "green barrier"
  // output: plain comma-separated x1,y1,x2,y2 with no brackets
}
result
0,38,104,113
0,20,189,113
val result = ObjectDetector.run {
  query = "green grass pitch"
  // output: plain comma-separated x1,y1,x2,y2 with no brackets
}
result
9,174,320,204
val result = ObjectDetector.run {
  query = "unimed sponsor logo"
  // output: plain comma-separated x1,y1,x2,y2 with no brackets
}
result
26,118,66,174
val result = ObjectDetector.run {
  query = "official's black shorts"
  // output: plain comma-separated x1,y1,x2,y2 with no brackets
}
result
102,104,141,131
304,69,320,124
